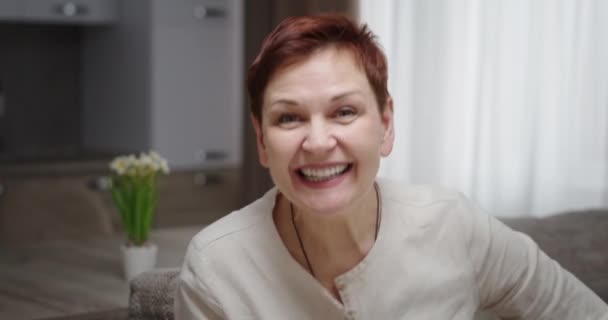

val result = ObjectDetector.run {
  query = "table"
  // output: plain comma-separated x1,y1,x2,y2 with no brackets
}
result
0,226,202,319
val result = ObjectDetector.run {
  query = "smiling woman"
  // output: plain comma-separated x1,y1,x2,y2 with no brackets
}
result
254,47,394,218
174,14,608,319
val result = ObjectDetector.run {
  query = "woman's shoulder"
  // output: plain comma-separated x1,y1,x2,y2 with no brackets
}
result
377,178,481,240
377,177,478,230
377,177,465,207
188,187,278,253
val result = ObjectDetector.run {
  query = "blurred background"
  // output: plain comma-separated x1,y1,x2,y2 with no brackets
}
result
0,0,606,318
0,1,355,318
0,0,356,246
364,0,608,219
3,0,606,243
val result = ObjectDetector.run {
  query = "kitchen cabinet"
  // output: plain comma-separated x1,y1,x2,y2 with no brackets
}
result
0,0,117,25
0,0,20,20
23,0,117,24
82,0,244,169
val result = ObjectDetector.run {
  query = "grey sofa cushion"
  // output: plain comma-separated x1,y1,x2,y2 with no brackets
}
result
128,268,180,320
502,209,608,302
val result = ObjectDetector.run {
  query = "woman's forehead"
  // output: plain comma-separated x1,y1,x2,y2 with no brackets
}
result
263,48,371,107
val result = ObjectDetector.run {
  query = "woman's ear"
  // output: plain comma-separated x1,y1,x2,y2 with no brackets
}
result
251,114,269,167
380,98,395,157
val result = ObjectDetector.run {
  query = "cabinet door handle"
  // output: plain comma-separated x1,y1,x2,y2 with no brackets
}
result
197,150,228,161
55,2,89,17
193,5,225,20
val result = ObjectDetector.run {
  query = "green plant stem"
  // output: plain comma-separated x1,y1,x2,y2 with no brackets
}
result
111,173,158,246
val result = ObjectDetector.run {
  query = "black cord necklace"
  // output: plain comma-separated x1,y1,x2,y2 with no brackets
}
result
290,182,382,278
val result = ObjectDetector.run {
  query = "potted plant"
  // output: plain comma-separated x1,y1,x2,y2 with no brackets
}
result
109,151,169,281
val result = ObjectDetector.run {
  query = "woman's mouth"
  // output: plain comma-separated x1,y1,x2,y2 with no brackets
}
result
297,164,353,182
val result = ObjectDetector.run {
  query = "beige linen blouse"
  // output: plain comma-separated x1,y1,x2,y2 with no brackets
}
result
174,178,608,319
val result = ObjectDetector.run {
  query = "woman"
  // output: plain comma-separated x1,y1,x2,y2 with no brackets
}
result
175,14,607,319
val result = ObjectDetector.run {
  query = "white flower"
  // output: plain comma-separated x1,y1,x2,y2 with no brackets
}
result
148,151,170,174
158,158,170,174
110,156,130,175
144,151,170,174
110,151,170,176
139,153,159,172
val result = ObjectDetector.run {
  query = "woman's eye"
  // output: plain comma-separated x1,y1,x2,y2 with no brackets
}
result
335,107,357,118
277,114,301,124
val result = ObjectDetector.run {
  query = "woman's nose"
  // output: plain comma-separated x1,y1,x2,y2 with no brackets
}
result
301,120,337,153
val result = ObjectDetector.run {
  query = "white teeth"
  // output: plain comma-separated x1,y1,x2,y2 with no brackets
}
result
299,164,349,182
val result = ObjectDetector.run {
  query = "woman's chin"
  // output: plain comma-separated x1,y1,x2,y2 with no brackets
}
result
298,197,353,217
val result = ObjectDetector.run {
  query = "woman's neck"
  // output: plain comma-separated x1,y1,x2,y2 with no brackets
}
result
275,184,380,278
294,189,377,254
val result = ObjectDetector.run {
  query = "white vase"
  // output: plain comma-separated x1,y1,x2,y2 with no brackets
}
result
121,243,158,281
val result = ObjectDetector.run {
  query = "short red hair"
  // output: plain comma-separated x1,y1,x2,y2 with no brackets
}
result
247,14,389,122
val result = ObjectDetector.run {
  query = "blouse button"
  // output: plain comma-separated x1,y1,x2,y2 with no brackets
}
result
345,310,356,320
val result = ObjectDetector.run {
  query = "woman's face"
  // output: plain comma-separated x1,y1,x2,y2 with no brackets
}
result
253,47,394,216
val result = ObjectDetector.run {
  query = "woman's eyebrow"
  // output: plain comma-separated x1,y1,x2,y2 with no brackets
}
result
331,90,363,101
268,98,299,108
268,90,364,108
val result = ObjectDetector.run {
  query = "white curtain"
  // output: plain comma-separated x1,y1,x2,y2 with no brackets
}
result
360,0,608,217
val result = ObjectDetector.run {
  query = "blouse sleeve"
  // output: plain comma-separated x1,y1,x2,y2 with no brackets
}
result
458,194,608,319
174,242,225,320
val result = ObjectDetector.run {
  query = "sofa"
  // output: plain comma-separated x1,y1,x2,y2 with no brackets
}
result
127,210,608,319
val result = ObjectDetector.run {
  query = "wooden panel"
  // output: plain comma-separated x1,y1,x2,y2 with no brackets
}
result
0,226,199,319
154,168,243,227
0,174,114,245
